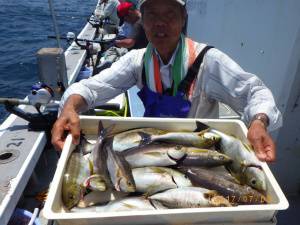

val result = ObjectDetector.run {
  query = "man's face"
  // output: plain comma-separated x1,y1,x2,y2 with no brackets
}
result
142,0,186,55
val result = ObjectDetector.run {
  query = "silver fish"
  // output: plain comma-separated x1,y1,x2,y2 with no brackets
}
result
106,140,136,192
177,148,232,167
132,167,192,195
210,129,267,192
122,143,186,168
112,128,167,152
149,187,231,208
151,131,221,149
103,197,167,212
185,167,267,204
79,133,95,155
111,127,220,152
92,121,115,189
62,149,92,209
72,196,161,213
77,190,129,208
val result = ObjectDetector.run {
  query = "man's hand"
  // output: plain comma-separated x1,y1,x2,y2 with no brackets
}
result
51,109,81,151
51,94,87,151
247,120,276,162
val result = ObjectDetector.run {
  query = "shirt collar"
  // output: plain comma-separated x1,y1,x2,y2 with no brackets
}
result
153,43,180,67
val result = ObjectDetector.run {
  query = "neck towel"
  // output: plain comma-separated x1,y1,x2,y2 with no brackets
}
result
144,34,197,96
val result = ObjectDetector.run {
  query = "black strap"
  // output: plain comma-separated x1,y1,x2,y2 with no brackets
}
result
177,45,214,94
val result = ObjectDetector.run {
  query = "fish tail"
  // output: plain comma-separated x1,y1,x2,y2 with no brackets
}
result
195,121,210,132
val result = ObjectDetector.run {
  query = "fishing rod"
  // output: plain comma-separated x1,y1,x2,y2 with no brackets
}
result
48,31,116,75
48,34,115,46
88,15,117,35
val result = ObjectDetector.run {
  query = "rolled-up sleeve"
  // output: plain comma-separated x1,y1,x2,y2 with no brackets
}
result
202,48,282,131
59,49,143,111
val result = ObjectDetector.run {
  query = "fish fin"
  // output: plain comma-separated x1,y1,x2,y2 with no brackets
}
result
87,158,94,175
195,121,210,132
142,191,151,199
122,203,137,209
210,196,232,207
204,190,218,199
115,178,121,192
97,121,104,136
138,131,152,146
241,161,263,172
242,142,254,152
151,167,168,174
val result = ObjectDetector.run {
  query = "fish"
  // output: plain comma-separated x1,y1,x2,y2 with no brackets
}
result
122,143,187,168
84,174,106,192
79,133,95,155
132,167,192,195
176,148,232,167
77,190,129,208
92,121,115,189
210,128,267,192
184,167,267,204
111,127,167,152
111,126,220,152
122,144,231,168
103,197,167,212
151,131,221,149
62,148,92,209
149,187,232,208
106,139,136,192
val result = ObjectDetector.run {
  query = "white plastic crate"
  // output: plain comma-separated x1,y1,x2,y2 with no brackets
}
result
44,116,288,225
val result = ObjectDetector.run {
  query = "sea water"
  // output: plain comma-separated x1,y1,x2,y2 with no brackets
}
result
0,0,97,123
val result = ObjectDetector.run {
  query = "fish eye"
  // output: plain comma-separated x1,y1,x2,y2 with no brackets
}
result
219,156,225,160
251,179,257,186
175,145,182,150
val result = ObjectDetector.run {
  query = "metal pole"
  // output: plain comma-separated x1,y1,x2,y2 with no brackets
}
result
48,0,62,48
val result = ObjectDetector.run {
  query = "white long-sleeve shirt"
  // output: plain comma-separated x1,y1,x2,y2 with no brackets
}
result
60,43,282,131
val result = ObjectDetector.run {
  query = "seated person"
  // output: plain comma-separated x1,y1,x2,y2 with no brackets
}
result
94,0,120,33
115,2,148,50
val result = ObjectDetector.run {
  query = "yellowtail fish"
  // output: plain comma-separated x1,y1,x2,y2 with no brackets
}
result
177,148,232,167
111,128,167,152
62,149,92,209
184,167,267,204
103,197,167,212
106,139,136,192
92,121,115,189
79,133,95,155
210,128,267,192
122,143,231,168
111,126,220,152
149,187,231,208
132,167,192,195
77,190,129,208
122,143,186,168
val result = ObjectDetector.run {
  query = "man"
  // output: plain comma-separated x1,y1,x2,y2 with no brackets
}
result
94,0,120,33
115,2,148,49
52,0,282,163
94,2,148,73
